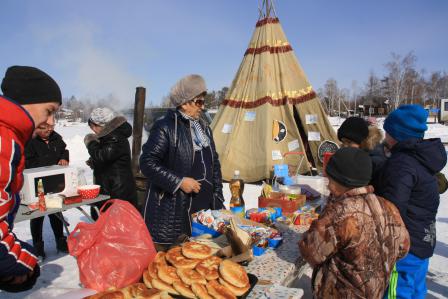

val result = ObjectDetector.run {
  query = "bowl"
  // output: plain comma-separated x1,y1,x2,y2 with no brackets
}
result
77,184,100,199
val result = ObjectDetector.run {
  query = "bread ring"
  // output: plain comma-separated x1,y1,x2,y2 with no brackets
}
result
182,242,213,259
219,260,249,288
218,277,249,296
151,278,179,295
191,283,213,299
196,256,222,280
157,265,181,284
177,268,207,285
206,280,236,299
172,280,196,299
166,246,201,269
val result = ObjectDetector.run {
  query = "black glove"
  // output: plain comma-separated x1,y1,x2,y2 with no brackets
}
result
0,264,40,293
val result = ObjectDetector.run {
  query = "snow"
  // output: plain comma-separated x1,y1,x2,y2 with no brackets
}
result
1,119,448,298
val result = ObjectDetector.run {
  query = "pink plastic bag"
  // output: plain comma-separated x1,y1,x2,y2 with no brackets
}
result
68,199,156,291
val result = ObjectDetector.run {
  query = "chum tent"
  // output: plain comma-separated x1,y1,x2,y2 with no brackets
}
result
211,0,338,182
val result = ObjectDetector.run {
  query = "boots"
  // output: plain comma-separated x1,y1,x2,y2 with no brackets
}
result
56,237,68,253
33,241,46,260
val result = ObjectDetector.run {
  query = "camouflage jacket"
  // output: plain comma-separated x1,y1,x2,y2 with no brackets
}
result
299,186,410,299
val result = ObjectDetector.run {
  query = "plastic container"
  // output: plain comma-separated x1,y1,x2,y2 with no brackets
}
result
77,184,100,199
268,238,283,248
191,222,221,238
252,245,267,256
258,195,306,216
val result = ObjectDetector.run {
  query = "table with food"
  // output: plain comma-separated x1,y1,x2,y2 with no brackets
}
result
79,167,328,299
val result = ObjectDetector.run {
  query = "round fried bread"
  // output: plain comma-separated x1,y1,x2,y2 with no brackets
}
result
121,283,160,298
182,242,213,259
142,270,152,288
148,262,159,279
177,268,207,285
196,256,222,280
191,283,213,299
206,280,237,299
154,252,168,267
219,260,249,288
218,277,249,296
166,246,201,269
84,290,125,299
173,281,196,299
157,265,181,284
151,278,179,295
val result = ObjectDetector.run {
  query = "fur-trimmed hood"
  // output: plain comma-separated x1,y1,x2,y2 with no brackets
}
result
97,116,132,139
360,126,384,151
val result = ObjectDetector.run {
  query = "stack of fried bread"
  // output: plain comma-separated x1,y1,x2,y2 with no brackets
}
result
83,282,173,299
143,242,251,299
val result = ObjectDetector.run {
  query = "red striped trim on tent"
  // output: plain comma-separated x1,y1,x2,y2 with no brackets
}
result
222,91,316,108
244,45,292,56
256,17,279,27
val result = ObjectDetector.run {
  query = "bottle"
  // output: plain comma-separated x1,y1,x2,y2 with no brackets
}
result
37,179,47,211
229,170,245,218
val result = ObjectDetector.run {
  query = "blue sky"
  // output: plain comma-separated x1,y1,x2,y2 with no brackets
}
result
1,0,447,107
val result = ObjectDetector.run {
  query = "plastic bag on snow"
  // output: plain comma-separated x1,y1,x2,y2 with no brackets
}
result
67,199,156,291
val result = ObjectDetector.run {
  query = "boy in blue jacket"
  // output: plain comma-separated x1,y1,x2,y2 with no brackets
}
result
375,105,447,299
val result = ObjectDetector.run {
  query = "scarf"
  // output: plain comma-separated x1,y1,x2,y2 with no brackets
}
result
178,110,210,149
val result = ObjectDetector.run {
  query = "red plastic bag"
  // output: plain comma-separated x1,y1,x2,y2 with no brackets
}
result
67,199,156,291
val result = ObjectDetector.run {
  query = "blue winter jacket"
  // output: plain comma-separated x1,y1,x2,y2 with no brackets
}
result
375,138,447,259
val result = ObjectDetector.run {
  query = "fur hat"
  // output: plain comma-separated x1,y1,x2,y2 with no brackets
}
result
1,66,62,105
169,74,206,107
326,147,372,188
383,104,428,142
337,117,369,145
88,107,116,126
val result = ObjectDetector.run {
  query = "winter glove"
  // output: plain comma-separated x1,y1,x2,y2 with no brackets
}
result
436,172,448,194
84,134,98,146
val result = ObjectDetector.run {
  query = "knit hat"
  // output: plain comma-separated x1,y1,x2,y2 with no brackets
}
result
326,147,372,188
1,66,62,105
89,107,116,126
383,104,428,142
169,74,207,107
337,117,369,145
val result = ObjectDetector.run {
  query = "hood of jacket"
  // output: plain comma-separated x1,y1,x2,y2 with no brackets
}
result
392,138,447,174
97,116,132,139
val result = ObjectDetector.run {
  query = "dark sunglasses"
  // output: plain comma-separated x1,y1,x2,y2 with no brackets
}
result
192,98,205,107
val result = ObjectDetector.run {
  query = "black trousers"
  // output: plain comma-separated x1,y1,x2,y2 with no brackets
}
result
30,214,64,244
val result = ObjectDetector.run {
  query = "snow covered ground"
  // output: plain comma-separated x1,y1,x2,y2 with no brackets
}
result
1,117,448,298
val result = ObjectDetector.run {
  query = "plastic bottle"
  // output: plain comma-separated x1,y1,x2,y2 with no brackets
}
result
37,179,47,211
229,170,245,218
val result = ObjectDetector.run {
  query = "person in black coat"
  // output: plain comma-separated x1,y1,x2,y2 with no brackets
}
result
24,124,69,259
375,105,447,298
84,108,137,220
139,74,224,250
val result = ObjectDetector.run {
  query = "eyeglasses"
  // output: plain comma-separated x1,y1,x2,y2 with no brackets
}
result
192,98,205,107
37,124,55,130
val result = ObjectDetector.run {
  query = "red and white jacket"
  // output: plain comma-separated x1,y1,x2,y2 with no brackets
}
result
0,95,38,277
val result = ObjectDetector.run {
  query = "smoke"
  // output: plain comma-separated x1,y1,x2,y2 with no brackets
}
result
32,21,146,109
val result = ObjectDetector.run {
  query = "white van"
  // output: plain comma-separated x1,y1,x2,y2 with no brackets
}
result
440,99,448,123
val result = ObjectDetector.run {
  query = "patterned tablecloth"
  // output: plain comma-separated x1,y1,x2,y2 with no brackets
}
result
245,225,309,299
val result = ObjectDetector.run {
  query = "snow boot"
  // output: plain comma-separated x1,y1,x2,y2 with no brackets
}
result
56,237,68,253
33,241,46,260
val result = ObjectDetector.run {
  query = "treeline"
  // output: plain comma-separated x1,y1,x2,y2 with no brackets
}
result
318,52,448,116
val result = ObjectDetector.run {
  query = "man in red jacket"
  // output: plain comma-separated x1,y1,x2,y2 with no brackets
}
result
0,66,61,292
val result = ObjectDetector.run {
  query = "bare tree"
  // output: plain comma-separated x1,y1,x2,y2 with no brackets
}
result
323,78,339,116
384,52,417,109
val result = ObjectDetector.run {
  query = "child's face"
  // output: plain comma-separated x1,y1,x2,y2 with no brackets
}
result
327,177,350,197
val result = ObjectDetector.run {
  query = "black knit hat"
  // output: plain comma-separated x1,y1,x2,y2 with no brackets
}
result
326,147,372,188
337,117,369,145
1,66,62,105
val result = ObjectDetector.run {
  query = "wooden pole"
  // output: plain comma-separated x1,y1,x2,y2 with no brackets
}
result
131,87,146,176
